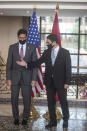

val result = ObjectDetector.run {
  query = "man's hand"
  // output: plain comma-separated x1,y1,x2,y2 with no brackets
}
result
31,80,37,87
16,60,27,67
7,80,12,86
64,84,69,89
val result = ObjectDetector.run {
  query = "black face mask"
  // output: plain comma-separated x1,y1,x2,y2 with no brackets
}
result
19,40,26,45
47,44,53,50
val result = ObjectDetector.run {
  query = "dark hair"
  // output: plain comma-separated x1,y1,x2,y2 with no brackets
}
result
47,34,58,44
17,29,27,37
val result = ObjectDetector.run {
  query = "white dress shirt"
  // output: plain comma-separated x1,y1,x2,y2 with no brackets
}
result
51,45,59,66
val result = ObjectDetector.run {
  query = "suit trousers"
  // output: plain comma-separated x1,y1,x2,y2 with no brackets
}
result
46,78,69,123
11,76,32,120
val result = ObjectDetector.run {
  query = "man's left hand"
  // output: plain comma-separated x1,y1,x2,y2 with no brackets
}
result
64,84,69,89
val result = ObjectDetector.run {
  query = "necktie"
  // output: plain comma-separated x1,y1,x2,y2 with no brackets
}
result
51,49,55,66
20,45,24,60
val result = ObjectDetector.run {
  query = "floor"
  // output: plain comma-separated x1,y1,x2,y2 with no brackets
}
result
0,104,87,131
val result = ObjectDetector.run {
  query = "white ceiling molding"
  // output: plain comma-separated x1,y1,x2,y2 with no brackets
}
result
0,0,87,2
0,4,87,10
0,0,87,17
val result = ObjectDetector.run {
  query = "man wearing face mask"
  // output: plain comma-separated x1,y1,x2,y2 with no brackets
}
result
6,29,38,125
16,34,71,129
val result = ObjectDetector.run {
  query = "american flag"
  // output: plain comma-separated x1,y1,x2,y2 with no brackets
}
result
27,11,44,97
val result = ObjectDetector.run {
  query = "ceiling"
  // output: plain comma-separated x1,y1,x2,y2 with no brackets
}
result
0,0,87,17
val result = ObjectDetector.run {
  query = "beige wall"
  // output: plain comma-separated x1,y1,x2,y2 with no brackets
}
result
0,16,23,62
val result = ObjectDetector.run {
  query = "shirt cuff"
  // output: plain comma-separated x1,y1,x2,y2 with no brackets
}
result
25,64,27,68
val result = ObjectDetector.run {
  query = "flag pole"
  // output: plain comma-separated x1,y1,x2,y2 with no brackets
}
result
55,2,63,120
29,5,40,120
33,5,36,11
56,3,59,13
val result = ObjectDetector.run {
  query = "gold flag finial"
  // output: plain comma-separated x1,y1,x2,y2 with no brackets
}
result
56,3,59,11
33,5,37,10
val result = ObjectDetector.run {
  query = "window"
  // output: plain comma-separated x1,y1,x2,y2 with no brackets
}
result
35,16,87,99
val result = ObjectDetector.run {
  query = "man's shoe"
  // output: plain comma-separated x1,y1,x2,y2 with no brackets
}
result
63,120,68,128
22,120,27,125
45,121,57,129
14,119,19,125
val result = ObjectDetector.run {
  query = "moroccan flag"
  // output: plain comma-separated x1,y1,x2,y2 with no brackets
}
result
51,11,61,101
52,12,61,46
27,10,44,97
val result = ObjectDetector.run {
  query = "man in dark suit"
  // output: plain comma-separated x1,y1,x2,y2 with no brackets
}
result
6,29,38,125
16,34,71,129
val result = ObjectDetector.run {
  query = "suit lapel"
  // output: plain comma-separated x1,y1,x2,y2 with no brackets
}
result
48,49,53,67
23,43,30,60
15,43,20,60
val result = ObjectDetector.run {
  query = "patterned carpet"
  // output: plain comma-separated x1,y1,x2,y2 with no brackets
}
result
0,116,87,131
0,116,35,131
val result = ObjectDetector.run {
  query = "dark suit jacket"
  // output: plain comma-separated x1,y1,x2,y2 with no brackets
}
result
28,47,71,89
6,43,38,86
